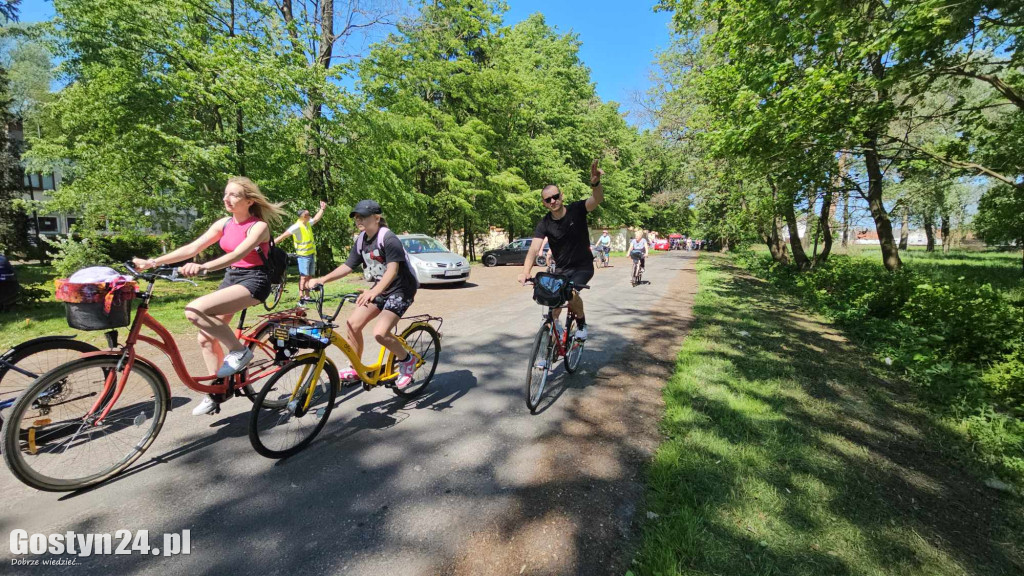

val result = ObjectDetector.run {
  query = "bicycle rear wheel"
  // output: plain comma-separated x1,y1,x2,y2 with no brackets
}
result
239,324,287,406
263,282,285,311
2,357,168,492
564,316,585,373
248,356,338,459
525,323,557,413
390,323,441,398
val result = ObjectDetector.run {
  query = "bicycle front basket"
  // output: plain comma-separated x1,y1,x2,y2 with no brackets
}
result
55,279,138,331
271,319,331,350
532,272,570,307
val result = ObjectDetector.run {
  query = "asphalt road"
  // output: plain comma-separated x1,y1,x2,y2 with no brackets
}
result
0,250,697,575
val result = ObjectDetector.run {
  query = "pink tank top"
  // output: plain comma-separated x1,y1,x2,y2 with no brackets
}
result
219,216,269,269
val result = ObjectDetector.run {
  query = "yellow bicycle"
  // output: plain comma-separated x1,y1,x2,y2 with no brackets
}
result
247,286,442,458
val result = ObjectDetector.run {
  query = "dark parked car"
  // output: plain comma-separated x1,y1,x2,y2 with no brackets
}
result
482,238,548,267
0,255,18,310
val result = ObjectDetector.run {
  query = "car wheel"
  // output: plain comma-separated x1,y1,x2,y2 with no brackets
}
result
536,255,547,267
483,254,498,267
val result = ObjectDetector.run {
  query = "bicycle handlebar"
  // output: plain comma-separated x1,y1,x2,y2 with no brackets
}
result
122,261,199,287
524,277,590,290
299,284,362,322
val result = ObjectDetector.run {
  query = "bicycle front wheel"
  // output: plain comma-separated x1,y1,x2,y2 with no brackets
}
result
564,316,585,374
525,323,556,413
248,356,338,459
2,357,169,492
1,338,100,416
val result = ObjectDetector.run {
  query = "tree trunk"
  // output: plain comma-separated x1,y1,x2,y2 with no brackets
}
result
228,0,245,176
769,217,790,264
762,184,790,264
815,185,834,265
924,219,935,252
802,194,814,251
899,205,909,250
941,213,950,254
784,199,811,270
863,132,902,270
841,190,850,247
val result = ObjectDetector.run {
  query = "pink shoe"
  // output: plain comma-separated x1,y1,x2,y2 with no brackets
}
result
395,354,418,389
339,367,359,381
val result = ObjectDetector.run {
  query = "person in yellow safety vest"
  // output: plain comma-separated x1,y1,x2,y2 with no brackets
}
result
275,200,327,298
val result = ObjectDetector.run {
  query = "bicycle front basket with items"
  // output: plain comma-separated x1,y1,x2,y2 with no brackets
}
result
270,318,331,354
532,272,572,308
55,278,138,331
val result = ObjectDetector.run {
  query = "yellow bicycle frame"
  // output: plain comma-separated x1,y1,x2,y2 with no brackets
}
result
284,323,429,410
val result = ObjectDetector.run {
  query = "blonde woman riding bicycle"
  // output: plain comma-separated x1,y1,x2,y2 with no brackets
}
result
133,176,285,415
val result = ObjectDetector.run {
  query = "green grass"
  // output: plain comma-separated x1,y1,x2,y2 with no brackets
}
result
632,254,1024,576
848,246,1023,304
2,264,364,349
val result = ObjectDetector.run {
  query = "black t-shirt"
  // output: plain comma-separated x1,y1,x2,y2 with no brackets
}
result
344,230,418,299
533,200,593,270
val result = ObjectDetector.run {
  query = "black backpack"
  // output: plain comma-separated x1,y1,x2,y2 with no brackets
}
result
257,238,289,285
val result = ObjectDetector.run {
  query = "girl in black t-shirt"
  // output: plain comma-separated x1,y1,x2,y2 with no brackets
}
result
309,200,419,389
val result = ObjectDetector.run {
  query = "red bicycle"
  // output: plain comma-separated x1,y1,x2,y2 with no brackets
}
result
524,274,589,414
1,264,303,491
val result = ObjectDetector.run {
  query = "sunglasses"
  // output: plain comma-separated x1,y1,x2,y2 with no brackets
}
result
543,193,562,204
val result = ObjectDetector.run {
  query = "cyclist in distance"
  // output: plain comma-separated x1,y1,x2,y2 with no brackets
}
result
133,177,286,415
518,159,604,341
596,228,611,265
308,200,420,389
630,229,650,276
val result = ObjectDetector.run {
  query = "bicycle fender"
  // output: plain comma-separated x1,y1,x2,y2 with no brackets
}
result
3,335,80,359
293,352,338,373
77,351,172,399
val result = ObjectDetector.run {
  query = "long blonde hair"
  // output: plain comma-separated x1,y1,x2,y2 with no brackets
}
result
226,176,286,227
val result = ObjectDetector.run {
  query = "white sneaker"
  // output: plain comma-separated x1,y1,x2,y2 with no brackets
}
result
192,396,219,416
216,347,254,378
575,326,588,341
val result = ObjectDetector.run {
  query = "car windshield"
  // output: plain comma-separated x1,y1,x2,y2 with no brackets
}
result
402,237,450,254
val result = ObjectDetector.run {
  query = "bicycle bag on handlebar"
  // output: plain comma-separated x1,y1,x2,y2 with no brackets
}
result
270,319,331,351
532,272,572,308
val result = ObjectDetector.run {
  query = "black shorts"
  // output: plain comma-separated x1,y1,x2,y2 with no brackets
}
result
552,265,594,290
372,292,414,318
219,267,271,302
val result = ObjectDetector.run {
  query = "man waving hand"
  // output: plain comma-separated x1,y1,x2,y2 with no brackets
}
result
518,160,604,340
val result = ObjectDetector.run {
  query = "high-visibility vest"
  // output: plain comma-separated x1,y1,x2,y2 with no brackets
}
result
293,221,316,256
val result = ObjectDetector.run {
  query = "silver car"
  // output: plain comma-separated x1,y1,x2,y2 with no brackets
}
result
361,234,470,285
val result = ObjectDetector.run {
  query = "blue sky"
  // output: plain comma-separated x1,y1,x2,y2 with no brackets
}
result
18,1,673,122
